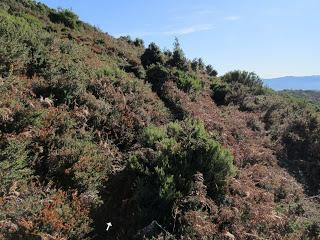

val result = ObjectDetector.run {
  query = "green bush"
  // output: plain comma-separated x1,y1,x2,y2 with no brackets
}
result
141,42,164,68
129,118,236,213
49,8,79,29
0,138,33,195
210,80,231,105
0,10,29,76
33,41,92,105
168,38,188,71
174,70,202,92
206,64,218,77
222,70,264,95
133,38,144,47
146,64,170,91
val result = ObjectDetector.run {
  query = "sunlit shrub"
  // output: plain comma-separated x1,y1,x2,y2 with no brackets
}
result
174,70,202,92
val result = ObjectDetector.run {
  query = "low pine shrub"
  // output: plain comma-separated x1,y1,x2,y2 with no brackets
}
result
129,118,236,223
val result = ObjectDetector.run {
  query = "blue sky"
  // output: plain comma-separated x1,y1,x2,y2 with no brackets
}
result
38,0,320,78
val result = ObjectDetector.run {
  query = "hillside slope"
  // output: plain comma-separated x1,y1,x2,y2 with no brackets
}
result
281,90,320,105
0,1,319,239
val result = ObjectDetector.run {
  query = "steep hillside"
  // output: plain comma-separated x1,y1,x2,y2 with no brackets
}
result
0,1,319,240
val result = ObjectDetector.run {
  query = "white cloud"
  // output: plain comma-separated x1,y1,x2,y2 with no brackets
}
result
224,16,240,21
163,24,214,35
114,24,214,38
195,9,215,15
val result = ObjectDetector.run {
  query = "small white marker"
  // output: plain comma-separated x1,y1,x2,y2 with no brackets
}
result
106,222,112,231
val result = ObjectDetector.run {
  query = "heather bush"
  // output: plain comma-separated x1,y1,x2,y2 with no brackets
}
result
0,182,92,239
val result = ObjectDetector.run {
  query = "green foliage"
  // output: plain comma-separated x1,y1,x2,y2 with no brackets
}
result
206,64,218,77
0,9,52,78
33,40,92,105
0,10,29,76
221,70,265,104
129,118,236,211
133,37,144,47
191,58,203,72
222,70,264,95
146,64,170,91
141,42,164,68
168,38,188,71
210,79,231,105
174,70,203,92
0,138,33,195
49,8,79,29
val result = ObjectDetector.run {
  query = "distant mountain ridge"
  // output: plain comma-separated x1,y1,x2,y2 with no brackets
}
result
264,75,320,90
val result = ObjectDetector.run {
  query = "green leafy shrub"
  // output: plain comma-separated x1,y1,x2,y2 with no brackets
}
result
141,42,164,68
49,8,79,29
220,71,265,105
210,80,231,105
222,71,264,94
129,119,236,222
146,64,170,91
174,70,202,92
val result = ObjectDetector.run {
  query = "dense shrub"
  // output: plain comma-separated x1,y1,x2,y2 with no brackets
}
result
221,70,265,104
206,64,218,77
129,119,236,223
146,64,170,91
168,38,188,71
133,38,144,47
0,10,29,76
210,80,231,105
0,9,55,79
33,40,92,105
49,8,79,29
0,138,32,195
191,58,205,72
222,70,264,95
174,70,203,92
0,182,92,239
141,42,164,68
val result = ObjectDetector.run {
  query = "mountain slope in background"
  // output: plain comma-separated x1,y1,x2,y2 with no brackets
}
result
282,90,320,104
0,1,319,239
264,75,320,90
